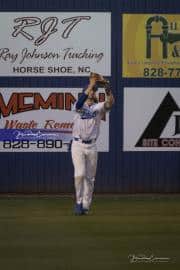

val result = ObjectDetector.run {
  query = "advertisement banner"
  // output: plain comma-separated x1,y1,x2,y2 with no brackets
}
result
0,12,111,76
0,88,109,152
123,14,180,78
124,87,180,151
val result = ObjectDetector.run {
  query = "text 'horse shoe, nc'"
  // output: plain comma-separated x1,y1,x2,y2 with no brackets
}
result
146,15,180,58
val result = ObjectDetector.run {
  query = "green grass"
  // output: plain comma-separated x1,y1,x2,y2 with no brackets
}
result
0,195,179,270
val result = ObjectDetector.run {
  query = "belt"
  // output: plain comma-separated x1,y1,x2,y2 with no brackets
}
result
73,137,96,144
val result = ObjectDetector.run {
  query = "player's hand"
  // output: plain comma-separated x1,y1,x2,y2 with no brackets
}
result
89,72,106,84
89,72,100,87
86,73,101,94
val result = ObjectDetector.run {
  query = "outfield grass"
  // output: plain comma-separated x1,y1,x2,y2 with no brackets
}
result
0,195,179,270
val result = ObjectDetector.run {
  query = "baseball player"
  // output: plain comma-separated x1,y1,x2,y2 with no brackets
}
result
71,73,114,215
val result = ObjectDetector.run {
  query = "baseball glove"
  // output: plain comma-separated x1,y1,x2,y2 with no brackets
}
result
90,72,110,88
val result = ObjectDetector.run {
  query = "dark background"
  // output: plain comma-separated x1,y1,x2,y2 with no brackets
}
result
0,0,180,193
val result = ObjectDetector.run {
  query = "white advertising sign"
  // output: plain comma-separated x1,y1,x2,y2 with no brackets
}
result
0,12,111,76
0,88,109,152
124,87,180,151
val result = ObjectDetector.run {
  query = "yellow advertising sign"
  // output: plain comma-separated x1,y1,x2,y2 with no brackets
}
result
123,14,180,78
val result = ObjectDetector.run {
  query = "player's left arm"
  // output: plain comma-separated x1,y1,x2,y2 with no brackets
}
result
104,86,114,111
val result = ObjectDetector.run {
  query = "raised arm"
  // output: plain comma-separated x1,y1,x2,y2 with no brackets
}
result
104,84,115,110
75,77,97,110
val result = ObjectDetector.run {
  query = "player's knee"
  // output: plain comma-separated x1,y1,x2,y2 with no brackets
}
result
86,177,95,183
75,175,85,184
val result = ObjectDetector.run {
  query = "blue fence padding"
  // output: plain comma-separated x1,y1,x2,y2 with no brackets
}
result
0,0,180,193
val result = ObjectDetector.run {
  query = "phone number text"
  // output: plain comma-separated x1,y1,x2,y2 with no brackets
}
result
143,68,180,77
1,140,62,149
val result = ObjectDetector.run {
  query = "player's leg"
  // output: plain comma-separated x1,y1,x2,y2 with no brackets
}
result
71,141,86,214
83,144,98,213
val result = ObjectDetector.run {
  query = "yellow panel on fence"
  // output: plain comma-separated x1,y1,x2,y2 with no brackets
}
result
123,14,180,78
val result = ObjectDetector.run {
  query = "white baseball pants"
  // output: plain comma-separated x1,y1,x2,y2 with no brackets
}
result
71,140,98,210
